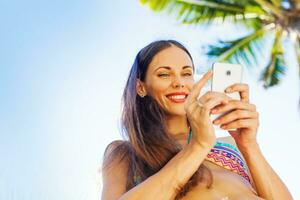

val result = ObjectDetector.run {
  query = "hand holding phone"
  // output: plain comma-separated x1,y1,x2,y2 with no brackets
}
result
210,62,243,129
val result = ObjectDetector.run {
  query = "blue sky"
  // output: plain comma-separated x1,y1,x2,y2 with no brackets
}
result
1,0,299,199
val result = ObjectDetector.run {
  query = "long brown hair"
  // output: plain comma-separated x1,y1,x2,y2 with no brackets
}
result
103,40,213,199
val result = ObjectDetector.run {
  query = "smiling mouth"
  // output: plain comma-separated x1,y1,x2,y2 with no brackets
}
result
166,94,188,103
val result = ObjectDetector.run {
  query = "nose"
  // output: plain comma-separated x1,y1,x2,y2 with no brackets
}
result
172,76,185,88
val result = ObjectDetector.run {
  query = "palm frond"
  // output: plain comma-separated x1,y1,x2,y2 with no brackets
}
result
139,0,268,26
269,0,281,8
139,0,170,11
206,24,274,68
260,27,286,88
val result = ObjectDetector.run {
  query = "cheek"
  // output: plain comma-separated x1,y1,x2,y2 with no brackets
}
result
147,81,170,96
147,81,171,110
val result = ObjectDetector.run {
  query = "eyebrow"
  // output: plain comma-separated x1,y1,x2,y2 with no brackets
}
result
154,66,193,72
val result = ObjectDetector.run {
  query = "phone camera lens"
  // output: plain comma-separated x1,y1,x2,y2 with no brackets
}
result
226,70,231,76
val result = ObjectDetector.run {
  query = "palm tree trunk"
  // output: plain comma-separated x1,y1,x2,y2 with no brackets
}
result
289,14,300,36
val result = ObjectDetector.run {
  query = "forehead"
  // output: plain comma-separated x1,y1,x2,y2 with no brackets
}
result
148,45,193,71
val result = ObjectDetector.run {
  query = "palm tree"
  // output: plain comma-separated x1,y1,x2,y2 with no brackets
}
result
139,0,300,88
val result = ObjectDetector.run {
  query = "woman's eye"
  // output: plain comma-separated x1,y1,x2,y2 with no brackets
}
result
183,73,192,76
158,73,170,77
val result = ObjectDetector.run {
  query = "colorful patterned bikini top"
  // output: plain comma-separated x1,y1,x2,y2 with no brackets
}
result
205,140,253,186
133,133,253,188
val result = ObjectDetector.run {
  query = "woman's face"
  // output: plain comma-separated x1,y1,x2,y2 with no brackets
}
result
143,45,195,116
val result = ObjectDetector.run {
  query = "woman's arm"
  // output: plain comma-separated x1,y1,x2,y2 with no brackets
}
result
212,83,293,199
238,142,293,200
113,71,229,200
102,71,229,199
101,141,211,200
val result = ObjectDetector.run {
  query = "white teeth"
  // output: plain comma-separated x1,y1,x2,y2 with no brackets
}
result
168,95,186,100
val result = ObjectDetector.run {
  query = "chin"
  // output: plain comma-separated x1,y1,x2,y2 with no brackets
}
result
165,108,187,116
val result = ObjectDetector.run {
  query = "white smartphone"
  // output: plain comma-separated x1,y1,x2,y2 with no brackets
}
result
211,62,243,100
211,62,243,129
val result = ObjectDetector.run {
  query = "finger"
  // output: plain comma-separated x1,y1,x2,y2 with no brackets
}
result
213,110,259,125
187,96,227,119
186,101,208,122
211,100,256,114
220,119,259,130
204,96,229,112
225,83,249,102
185,100,201,115
186,101,201,118
199,91,230,104
186,95,228,119
187,70,213,102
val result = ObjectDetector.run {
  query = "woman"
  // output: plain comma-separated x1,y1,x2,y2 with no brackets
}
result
101,40,293,200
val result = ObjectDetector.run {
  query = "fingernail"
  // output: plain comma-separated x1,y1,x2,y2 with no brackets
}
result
220,125,226,129
211,109,218,113
208,70,213,75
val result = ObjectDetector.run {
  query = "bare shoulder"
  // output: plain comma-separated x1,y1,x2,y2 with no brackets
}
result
103,140,128,158
102,139,130,174
101,140,130,200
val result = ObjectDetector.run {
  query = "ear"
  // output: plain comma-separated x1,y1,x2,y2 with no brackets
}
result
136,79,147,97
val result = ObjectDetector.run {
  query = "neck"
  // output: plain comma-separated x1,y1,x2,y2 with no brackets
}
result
166,115,190,147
